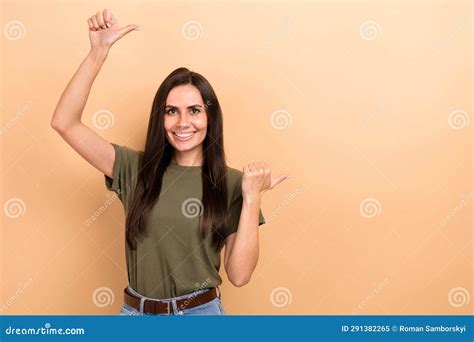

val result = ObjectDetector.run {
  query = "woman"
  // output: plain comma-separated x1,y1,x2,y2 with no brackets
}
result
51,9,289,316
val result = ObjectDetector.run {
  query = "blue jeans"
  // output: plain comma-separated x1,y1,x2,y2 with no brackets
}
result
120,286,225,316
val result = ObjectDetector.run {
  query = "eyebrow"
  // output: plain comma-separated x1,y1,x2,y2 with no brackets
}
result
165,104,204,109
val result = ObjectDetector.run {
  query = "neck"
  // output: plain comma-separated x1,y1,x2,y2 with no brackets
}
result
172,149,204,167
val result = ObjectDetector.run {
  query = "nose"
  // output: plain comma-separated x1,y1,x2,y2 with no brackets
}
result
176,112,190,129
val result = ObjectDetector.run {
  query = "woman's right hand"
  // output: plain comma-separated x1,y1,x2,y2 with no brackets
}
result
87,9,139,52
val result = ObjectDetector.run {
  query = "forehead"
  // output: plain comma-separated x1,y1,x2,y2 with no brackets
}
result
165,85,204,106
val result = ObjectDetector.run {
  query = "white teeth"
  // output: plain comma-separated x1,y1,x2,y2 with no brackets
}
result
174,132,194,138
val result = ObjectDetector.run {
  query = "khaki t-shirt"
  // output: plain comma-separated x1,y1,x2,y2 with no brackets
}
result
104,143,265,299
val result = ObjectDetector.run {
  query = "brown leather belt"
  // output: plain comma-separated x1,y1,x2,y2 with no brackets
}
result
123,287,219,315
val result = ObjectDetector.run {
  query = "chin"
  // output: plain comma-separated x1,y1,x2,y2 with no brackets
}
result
173,145,195,152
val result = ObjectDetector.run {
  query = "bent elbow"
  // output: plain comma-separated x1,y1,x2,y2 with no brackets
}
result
51,118,67,133
51,116,79,133
229,276,250,287
51,119,61,132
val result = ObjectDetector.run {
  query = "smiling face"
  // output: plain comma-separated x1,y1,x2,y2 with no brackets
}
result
164,84,208,163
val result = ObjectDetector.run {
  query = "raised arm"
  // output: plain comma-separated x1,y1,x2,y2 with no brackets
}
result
50,9,139,178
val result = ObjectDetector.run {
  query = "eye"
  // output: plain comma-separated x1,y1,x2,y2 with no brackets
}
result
166,108,177,115
191,108,200,115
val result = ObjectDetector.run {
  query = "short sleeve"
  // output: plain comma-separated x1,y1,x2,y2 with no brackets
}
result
224,171,266,239
104,143,142,205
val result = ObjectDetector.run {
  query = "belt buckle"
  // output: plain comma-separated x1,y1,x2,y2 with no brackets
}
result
148,298,171,315
158,300,171,315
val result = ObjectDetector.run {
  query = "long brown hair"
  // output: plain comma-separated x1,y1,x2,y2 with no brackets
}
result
126,67,229,251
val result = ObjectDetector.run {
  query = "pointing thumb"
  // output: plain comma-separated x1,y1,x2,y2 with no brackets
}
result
270,174,290,189
117,25,140,39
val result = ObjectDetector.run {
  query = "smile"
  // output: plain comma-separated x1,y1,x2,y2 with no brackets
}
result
173,131,196,142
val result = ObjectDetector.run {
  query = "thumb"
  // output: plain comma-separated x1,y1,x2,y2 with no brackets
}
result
270,174,290,189
116,25,140,39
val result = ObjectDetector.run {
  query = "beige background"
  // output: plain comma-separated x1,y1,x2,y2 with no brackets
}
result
1,0,472,315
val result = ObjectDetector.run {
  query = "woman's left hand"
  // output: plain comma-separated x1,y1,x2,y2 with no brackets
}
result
241,161,289,202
